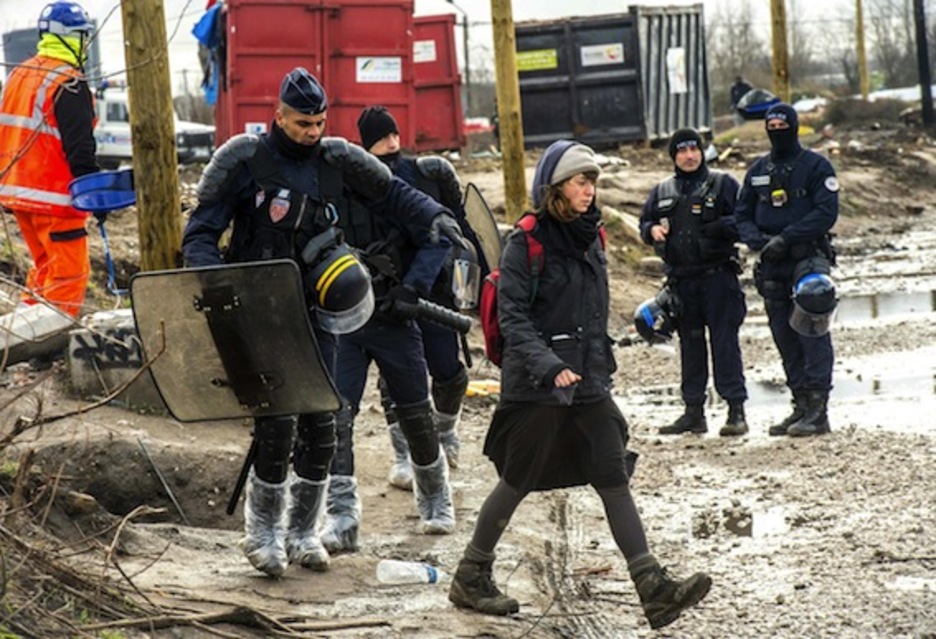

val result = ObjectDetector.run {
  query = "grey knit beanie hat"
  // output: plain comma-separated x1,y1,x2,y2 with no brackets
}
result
549,143,601,185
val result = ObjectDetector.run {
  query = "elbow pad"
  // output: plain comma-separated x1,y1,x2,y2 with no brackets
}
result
416,156,462,211
196,133,261,203
320,137,393,201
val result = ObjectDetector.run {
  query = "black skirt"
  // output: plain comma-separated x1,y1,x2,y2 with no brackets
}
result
483,396,637,493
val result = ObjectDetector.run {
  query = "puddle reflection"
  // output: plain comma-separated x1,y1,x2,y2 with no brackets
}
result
836,289,936,324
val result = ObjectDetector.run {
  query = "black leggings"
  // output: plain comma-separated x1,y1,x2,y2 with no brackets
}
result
469,478,649,561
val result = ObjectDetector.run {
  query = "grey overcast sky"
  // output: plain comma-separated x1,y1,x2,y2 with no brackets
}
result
0,0,831,94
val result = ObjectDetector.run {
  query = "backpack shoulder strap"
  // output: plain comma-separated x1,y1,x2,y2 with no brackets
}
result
515,213,544,302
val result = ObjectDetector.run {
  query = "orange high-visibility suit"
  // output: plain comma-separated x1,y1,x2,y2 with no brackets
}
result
0,54,98,317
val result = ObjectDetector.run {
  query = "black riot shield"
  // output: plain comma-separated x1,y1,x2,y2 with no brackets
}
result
463,182,503,271
130,260,340,422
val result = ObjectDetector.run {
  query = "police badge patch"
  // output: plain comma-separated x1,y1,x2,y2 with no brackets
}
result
269,189,291,223
824,176,840,192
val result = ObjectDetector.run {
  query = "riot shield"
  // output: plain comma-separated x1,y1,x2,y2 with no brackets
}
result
130,260,340,422
463,182,503,271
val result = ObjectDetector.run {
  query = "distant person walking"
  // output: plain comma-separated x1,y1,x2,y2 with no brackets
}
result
730,75,753,126
0,2,99,317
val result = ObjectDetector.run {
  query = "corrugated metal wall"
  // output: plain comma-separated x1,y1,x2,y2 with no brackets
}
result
634,3,711,141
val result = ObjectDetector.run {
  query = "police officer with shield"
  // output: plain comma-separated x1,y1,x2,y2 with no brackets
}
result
356,105,481,490
639,128,748,437
736,103,839,437
182,67,465,576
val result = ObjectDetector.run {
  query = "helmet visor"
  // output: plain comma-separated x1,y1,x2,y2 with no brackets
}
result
452,258,481,310
314,285,374,334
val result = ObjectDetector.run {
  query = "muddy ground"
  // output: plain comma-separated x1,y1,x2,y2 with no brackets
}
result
1,119,936,638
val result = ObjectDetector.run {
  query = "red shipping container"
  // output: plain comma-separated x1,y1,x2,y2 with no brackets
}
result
215,0,415,148
413,14,465,152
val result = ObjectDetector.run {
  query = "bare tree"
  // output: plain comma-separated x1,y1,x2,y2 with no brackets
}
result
866,0,917,87
706,0,771,112
788,0,817,85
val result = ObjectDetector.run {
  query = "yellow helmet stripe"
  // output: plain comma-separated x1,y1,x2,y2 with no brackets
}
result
317,254,357,306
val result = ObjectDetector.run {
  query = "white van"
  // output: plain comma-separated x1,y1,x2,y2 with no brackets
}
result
94,90,215,169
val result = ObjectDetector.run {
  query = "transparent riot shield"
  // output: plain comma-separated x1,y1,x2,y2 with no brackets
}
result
130,260,340,422
463,182,504,271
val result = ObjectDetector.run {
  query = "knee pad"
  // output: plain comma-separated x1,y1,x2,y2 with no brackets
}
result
294,412,336,481
396,400,437,466
329,404,356,476
431,364,468,416
252,416,295,483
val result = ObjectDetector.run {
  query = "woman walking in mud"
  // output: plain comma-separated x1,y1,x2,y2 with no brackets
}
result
447,140,712,630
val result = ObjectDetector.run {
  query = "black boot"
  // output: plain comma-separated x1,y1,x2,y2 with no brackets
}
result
787,390,830,436
719,402,748,436
659,404,707,435
768,390,808,436
449,557,519,616
629,554,712,630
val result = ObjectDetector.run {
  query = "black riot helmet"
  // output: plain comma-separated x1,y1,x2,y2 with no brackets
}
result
307,244,374,334
280,67,328,115
788,256,836,337
634,284,682,344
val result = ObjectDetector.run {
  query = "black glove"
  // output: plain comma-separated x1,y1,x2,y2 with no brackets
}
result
381,284,420,321
429,213,469,249
760,234,788,262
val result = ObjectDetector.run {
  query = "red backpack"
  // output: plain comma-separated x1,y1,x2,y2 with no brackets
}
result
479,214,606,367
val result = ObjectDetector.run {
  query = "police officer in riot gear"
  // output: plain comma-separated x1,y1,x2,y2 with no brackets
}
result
314,105,469,553
357,105,477,490
736,103,838,437
639,128,748,436
182,67,465,576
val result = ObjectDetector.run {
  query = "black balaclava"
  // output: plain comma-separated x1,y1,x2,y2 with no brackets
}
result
668,127,707,180
270,121,319,160
765,103,801,157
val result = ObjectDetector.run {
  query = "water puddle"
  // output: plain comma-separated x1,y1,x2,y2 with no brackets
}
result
620,347,936,437
836,289,936,324
886,576,936,592
691,504,789,540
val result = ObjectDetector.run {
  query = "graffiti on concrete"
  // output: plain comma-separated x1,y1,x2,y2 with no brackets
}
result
71,328,144,370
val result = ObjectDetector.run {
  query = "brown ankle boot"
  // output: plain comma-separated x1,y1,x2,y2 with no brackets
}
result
629,555,712,629
448,558,519,616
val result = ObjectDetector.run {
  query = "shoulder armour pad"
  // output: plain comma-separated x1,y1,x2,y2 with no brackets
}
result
320,137,392,200
197,133,261,202
416,156,462,210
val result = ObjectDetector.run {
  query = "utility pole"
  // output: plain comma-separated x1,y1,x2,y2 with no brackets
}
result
856,0,869,100
120,0,181,271
446,0,471,115
490,0,527,223
913,0,934,126
770,0,791,103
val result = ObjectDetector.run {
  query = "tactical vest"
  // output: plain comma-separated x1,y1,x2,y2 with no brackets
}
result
653,171,728,268
755,150,808,207
228,142,336,264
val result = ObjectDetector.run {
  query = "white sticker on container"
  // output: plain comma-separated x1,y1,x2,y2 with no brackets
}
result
356,57,403,83
580,43,625,67
414,40,437,64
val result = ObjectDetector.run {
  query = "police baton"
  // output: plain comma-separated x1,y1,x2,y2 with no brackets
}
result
414,298,473,334
226,438,257,516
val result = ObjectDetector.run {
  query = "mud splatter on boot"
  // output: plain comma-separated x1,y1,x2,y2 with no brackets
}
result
629,554,712,630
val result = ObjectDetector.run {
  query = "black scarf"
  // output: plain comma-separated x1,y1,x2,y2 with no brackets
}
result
377,150,401,170
541,206,601,256
270,121,320,160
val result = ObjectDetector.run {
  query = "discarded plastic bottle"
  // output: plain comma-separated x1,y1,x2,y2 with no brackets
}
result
376,559,447,585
